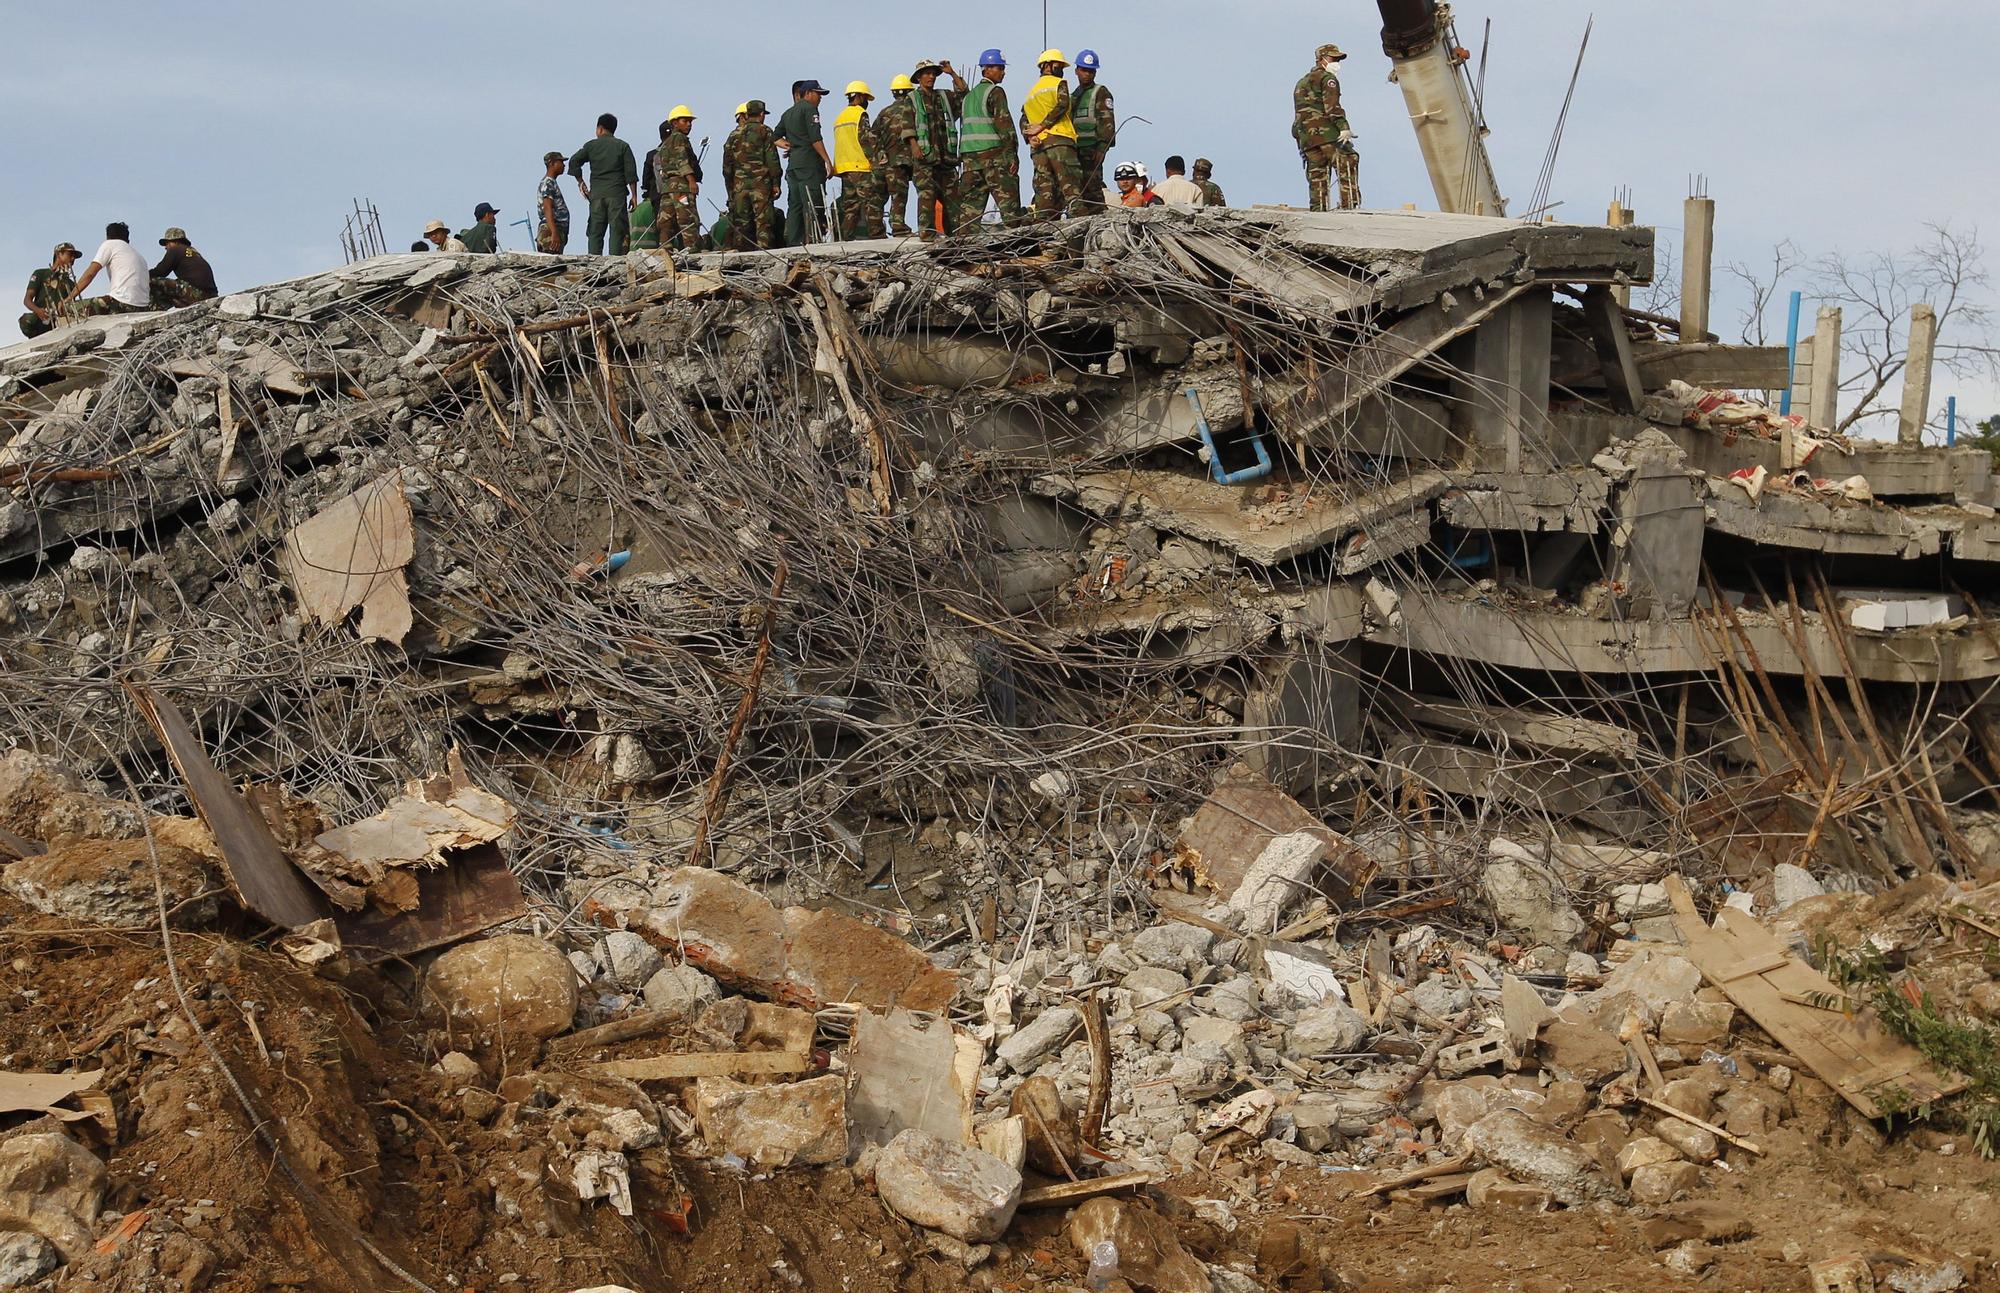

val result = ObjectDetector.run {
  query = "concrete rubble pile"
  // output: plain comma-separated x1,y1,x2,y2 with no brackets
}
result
2,207,1999,1288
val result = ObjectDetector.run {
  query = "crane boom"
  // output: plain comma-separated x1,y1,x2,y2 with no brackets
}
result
1376,0,1507,216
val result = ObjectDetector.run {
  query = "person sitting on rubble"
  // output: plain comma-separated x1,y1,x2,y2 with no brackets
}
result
1112,161,1161,208
58,222,153,317
458,203,502,254
149,228,218,307
19,241,80,338
422,220,468,252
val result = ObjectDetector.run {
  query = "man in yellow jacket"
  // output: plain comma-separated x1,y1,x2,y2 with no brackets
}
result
1020,49,1083,221
833,81,888,239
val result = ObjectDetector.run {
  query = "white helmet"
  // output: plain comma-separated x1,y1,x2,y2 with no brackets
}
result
1113,161,1140,181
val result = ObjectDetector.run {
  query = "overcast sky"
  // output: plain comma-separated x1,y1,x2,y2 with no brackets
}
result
7,1,1995,427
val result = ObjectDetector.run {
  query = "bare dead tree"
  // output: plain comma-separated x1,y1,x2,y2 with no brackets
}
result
1723,239,1804,347
1634,236,1679,320
1811,223,1998,434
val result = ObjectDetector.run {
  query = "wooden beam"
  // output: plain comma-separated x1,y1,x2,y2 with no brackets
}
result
1017,1171,1158,1209
581,1051,813,1081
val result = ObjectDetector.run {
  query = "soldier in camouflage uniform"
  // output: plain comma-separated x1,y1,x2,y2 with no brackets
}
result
955,50,1023,229
724,101,782,251
909,58,967,238
1021,50,1085,222
1071,50,1115,207
1192,158,1227,208
1293,43,1359,211
19,243,79,338
833,82,888,240
874,76,918,237
653,106,703,252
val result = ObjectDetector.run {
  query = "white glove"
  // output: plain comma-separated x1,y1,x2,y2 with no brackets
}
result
1338,128,1356,146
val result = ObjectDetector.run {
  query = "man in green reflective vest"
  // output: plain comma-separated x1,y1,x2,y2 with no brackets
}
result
956,49,1023,229
1072,49,1116,207
909,57,967,238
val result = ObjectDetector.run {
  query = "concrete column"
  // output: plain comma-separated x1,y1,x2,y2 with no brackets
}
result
1808,305,1843,430
1607,200,1635,307
1788,335,1814,422
1449,289,1552,473
1680,196,1715,343
1899,303,1938,445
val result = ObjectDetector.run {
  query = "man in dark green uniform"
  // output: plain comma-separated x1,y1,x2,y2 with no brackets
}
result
458,203,501,253
724,100,783,251
956,49,1022,229
19,242,79,338
775,80,832,245
568,112,640,254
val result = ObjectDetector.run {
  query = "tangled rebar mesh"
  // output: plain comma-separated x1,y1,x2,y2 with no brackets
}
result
1,211,1986,942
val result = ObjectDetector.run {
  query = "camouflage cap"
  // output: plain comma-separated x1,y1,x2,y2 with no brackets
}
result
1192,157,1213,176
1316,43,1348,62
745,99,767,115
159,227,189,245
913,56,943,75
53,242,80,257
542,149,565,164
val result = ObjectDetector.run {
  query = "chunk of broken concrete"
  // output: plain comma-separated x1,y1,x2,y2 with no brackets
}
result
0,1231,58,1286
996,1006,1079,1073
1465,1167,1552,1212
1658,999,1734,1048
596,930,665,991
1011,1075,1082,1178
1629,1159,1701,1205
694,1073,847,1169
3,837,218,928
424,933,578,1042
645,867,789,991
0,1133,106,1263
1285,1003,1370,1058
1480,859,1586,949
1652,1117,1719,1162
641,963,721,1020
1595,950,1701,1021
1066,1197,1209,1293
781,905,957,1013
1538,1018,1628,1086
1464,1108,1617,1206
1224,831,1326,933
1616,1136,1683,1178
873,1129,1021,1244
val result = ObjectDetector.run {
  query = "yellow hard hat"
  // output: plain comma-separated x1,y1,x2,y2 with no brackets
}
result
668,104,695,121
846,80,874,98
1038,48,1068,66
735,102,749,116
889,74,915,92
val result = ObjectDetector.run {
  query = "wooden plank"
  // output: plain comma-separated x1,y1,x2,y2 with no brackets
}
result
334,841,526,964
1635,1095,1763,1156
1391,1172,1474,1203
1017,1171,1157,1209
1361,1153,1471,1197
583,1051,812,1081
545,1010,681,1059
1662,875,1965,1118
129,685,325,929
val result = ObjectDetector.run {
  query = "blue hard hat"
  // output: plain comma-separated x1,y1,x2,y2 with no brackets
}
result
979,47,1006,67
1076,49,1100,70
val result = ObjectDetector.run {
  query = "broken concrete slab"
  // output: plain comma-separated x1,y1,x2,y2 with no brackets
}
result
1175,769,1376,910
423,933,578,1043
847,1008,979,1149
873,1130,1021,1244
694,1073,848,1168
277,473,415,645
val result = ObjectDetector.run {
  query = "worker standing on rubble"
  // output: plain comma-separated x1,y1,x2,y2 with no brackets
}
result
955,50,1023,229
723,100,782,251
568,113,640,255
909,58,966,238
654,106,703,253
1071,49,1115,207
775,80,833,245
19,242,79,337
1293,44,1360,211
1193,158,1226,207
1021,50,1084,222
538,151,571,252
457,204,501,254
832,83,888,240
875,75,919,237
148,228,219,306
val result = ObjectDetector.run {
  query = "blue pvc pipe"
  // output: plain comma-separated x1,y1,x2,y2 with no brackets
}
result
1185,386,1272,485
1780,289,1803,416
1948,395,1958,446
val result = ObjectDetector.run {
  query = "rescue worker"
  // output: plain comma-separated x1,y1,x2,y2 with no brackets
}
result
875,74,919,236
955,49,1023,229
1020,49,1084,222
1293,43,1359,211
149,227,219,304
458,203,501,254
19,242,79,338
537,150,571,252
832,82,887,240
1113,161,1162,208
567,112,640,254
723,100,782,251
654,105,703,252
1193,158,1226,207
909,58,967,238
775,80,833,245
1071,49,1116,206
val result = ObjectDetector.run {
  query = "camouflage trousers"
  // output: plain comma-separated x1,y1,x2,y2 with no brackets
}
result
72,296,146,318
727,181,778,250
17,312,53,339
1303,145,1361,211
150,278,213,309
914,160,957,237
1076,144,1109,208
1029,140,1085,221
836,171,886,240
655,180,701,252
882,164,915,235
956,151,1023,228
